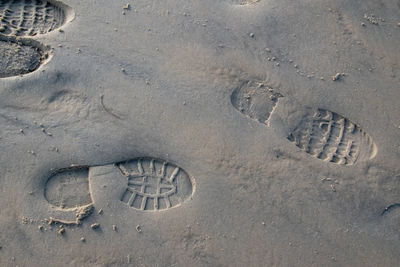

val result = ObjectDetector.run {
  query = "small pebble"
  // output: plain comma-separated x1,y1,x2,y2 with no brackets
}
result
91,223,100,230
58,227,65,235
249,32,255,38
330,184,336,192
332,73,341,81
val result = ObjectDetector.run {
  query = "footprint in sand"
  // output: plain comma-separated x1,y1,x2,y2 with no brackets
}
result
44,166,94,225
0,0,73,37
40,158,194,225
0,0,73,78
0,36,49,78
231,79,377,166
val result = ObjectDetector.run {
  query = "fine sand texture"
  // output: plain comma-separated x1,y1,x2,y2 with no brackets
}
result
0,0,400,266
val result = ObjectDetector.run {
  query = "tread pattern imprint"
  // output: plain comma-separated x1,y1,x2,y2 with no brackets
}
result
0,0,66,36
287,108,377,165
0,0,70,77
118,158,194,211
230,79,376,165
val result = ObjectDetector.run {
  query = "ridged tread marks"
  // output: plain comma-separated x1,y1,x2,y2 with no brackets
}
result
0,0,66,36
287,108,376,165
119,158,194,211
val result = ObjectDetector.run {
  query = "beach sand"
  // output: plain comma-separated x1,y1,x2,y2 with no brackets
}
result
0,0,399,266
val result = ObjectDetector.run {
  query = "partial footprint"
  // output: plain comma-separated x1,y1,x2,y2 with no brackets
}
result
118,158,194,211
37,158,194,225
231,82,377,165
0,36,48,78
0,0,73,36
231,80,283,125
45,167,92,209
44,166,94,225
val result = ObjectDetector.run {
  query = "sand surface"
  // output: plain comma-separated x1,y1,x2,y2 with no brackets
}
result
0,0,400,266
